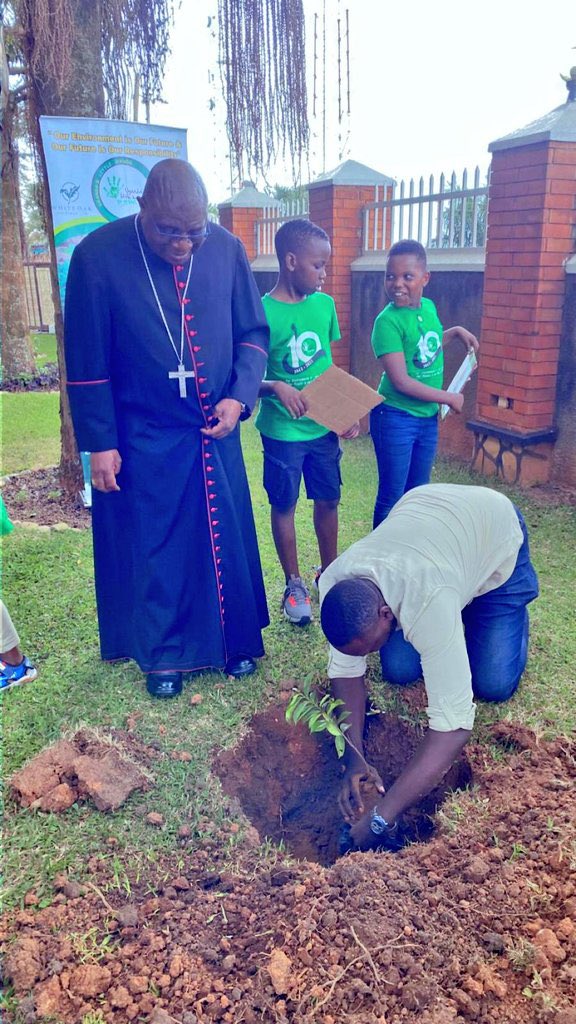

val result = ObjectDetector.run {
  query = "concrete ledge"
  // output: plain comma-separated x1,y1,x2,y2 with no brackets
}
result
565,254,576,275
251,255,279,272
352,249,485,272
466,420,558,445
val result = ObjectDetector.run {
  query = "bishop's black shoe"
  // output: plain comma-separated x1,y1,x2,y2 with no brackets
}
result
225,655,257,678
146,671,183,699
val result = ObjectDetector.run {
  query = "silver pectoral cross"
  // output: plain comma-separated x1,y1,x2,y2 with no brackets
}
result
168,363,195,398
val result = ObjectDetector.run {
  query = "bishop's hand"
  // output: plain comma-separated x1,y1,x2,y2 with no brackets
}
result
200,398,243,440
91,450,122,492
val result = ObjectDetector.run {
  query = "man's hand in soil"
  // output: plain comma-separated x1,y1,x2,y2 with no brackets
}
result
348,808,404,853
331,675,384,820
339,761,385,823
349,727,472,851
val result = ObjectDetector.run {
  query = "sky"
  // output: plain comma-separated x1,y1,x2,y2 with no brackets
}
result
148,0,576,204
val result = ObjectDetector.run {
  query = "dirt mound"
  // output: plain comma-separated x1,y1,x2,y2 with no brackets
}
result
215,705,472,863
2,467,91,529
9,728,156,813
3,723,576,1023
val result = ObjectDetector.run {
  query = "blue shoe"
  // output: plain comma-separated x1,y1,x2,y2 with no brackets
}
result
0,656,38,692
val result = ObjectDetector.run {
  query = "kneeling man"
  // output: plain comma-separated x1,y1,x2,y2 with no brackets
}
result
319,483,539,851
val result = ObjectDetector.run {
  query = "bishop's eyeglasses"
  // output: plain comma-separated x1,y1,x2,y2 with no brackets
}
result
152,221,209,245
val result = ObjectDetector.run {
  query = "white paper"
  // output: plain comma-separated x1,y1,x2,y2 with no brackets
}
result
440,350,478,420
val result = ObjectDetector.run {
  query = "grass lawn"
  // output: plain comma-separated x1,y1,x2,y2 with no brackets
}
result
2,414,575,908
32,332,57,369
1,392,60,474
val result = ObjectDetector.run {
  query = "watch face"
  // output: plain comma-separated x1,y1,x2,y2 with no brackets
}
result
370,813,388,835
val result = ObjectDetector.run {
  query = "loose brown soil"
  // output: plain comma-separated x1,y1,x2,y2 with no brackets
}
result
2,468,91,529
215,706,472,864
3,711,576,1024
9,728,157,813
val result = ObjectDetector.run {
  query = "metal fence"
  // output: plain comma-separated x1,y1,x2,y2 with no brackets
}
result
255,198,310,257
361,167,488,254
24,260,54,332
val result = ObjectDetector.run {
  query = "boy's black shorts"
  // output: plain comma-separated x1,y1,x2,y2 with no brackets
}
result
261,432,343,510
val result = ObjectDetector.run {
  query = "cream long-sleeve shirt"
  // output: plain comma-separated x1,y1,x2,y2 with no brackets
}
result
319,484,523,732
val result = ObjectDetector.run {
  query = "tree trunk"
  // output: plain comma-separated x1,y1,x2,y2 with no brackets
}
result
1,96,36,379
24,0,106,495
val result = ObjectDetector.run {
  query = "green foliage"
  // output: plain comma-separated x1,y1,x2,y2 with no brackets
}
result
285,682,351,759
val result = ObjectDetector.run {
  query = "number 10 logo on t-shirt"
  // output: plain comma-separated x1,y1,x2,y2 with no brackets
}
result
283,329,324,376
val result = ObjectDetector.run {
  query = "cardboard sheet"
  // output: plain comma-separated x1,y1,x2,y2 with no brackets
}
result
300,364,383,434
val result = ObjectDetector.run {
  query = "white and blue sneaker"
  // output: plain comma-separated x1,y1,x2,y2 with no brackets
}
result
0,656,38,692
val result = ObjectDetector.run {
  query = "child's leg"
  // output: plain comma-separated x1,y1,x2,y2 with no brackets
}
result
261,435,305,581
404,414,438,492
370,405,419,527
270,504,300,580
0,600,21,661
302,433,342,572
313,499,339,570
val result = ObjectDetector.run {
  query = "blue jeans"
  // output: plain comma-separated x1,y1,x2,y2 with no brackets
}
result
379,509,539,703
370,404,438,528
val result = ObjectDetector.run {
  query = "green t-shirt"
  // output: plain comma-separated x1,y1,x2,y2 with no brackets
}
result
371,297,444,417
256,291,341,440
0,496,14,537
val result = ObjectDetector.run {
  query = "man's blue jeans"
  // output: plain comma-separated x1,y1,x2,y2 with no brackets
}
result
379,509,539,703
370,404,438,528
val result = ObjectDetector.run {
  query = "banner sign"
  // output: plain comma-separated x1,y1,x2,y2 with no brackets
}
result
39,116,187,304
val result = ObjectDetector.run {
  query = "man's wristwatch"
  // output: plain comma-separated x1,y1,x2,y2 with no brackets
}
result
370,807,397,836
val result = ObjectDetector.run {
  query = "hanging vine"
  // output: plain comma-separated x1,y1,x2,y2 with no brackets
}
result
16,0,174,120
217,0,309,184
100,0,173,118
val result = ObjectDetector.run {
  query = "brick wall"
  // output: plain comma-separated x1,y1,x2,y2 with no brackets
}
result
221,134,576,488
308,183,379,371
477,142,576,434
218,206,261,262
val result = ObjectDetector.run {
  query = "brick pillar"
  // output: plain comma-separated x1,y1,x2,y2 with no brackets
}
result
307,162,394,371
470,99,576,485
218,181,277,262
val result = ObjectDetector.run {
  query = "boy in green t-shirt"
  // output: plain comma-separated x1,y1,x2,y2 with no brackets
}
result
256,219,358,626
370,239,479,526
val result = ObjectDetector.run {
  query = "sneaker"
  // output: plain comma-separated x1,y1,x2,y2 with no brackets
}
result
0,656,38,692
282,577,312,627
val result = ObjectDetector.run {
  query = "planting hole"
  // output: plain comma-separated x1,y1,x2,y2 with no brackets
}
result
214,701,473,865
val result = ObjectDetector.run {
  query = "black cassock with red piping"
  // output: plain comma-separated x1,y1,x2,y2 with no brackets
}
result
65,216,269,673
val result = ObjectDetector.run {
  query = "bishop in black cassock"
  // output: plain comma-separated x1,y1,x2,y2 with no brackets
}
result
64,160,270,698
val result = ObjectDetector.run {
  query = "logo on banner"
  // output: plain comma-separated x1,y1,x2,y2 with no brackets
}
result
59,181,80,204
92,157,149,221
